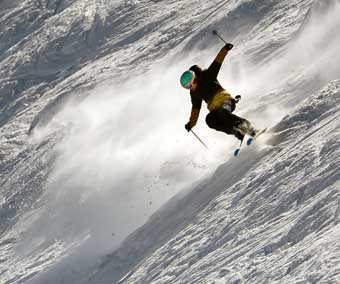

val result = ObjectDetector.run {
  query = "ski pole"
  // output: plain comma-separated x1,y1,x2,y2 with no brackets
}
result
190,130,209,150
212,30,228,44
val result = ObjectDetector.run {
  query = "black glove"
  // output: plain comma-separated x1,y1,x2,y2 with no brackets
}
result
224,43,234,51
185,122,192,132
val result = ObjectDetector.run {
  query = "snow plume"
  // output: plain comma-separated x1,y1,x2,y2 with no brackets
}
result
24,56,242,280
295,0,340,83
239,0,340,107
279,0,340,93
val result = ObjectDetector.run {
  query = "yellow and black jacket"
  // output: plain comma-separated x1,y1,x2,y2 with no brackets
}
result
188,62,233,127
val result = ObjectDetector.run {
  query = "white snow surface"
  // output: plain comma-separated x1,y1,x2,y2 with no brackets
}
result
0,0,340,284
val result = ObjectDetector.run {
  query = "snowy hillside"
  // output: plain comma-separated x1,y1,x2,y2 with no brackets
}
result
91,80,340,284
1,0,340,283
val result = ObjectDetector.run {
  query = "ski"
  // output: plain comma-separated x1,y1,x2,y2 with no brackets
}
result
246,128,267,146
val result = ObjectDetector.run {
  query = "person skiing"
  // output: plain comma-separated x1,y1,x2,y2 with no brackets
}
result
180,43,257,141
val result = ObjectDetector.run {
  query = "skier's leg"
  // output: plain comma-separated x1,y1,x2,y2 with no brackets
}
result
206,110,233,133
234,117,257,137
228,114,246,140
206,109,244,140
231,127,245,141
206,111,224,132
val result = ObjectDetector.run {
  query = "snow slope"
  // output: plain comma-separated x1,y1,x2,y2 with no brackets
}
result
91,80,340,284
1,0,340,283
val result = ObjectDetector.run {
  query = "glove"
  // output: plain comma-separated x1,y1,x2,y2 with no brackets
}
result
235,95,241,103
185,122,192,132
224,43,234,51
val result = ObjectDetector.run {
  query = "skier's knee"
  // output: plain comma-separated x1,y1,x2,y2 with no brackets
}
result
206,112,217,130
206,111,234,134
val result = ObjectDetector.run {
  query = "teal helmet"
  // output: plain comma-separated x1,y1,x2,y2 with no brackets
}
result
180,70,195,89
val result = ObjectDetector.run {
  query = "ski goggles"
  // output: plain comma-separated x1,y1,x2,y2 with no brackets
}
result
180,70,195,90
184,80,195,90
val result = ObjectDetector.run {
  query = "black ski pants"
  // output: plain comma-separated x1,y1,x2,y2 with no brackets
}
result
205,108,247,135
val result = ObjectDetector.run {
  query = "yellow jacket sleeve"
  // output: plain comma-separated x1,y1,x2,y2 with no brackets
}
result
189,108,200,127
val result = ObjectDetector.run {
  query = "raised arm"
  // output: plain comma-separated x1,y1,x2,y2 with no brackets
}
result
207,43,234,78
214,43,233,64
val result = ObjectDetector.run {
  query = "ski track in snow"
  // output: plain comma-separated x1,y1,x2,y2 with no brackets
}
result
1,0,340,283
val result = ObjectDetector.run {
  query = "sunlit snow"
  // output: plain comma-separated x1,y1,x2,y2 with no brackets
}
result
1,0,340,284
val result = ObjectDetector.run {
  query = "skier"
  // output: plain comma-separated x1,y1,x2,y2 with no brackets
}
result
180,43,257,141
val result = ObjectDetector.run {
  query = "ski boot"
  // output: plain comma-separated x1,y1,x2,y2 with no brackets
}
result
238,120,257,137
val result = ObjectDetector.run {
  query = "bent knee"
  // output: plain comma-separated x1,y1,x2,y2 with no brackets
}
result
206,112,217,129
